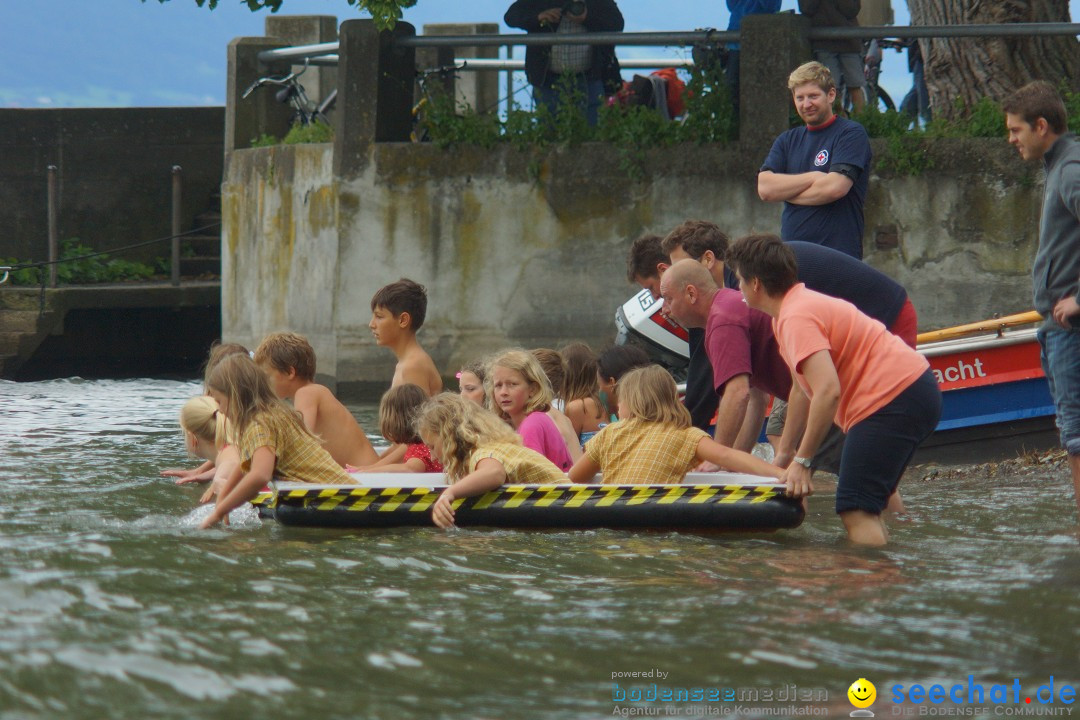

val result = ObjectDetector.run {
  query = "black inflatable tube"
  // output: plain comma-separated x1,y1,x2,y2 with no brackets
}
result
257,484,805,532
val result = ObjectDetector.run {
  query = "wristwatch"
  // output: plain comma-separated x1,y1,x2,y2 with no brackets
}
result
792,456,813,469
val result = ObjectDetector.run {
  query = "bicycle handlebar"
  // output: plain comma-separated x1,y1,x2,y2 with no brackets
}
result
242,74,297,99
241,58,310,99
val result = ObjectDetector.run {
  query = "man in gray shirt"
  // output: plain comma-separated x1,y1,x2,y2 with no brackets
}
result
1004,81,1080,515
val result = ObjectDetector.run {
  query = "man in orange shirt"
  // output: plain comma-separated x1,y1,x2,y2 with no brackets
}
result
727,234,941,546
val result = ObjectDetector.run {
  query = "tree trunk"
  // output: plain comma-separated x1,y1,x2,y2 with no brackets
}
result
907,0,1080,121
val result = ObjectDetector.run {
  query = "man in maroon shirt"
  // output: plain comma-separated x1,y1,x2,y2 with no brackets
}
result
660,259,791,454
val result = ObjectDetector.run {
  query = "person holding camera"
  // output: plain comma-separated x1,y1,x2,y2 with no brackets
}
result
505,0,624,126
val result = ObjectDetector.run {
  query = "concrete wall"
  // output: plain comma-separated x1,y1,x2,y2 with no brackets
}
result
222,137,1042,399
0,107,224,262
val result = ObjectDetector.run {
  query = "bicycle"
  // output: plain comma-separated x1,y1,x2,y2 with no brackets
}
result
411,64,461,143
842,39,898,114
242,58,334,127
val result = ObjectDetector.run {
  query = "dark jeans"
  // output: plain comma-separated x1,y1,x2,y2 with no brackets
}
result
900,57,931,126
836,370,942,514
534,76,604,127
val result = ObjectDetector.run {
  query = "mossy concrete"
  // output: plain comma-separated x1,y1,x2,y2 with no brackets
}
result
222,135,1045,399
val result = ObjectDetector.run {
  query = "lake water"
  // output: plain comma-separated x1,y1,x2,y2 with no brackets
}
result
2,377,1078,719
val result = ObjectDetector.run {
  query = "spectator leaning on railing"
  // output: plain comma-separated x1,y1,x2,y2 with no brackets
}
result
504,0,624,126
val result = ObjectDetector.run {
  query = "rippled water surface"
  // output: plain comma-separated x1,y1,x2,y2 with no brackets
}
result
2,378,1078,719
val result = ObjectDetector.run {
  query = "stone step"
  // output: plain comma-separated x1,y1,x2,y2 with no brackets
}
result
179,257,220,276
181,235,220,256
0,309,43,333
193,210,222,230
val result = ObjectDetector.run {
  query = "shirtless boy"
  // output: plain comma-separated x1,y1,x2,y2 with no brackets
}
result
369,278,443,396
254,331,379,468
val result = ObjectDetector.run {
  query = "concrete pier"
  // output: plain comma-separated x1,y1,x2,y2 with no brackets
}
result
0,282,220,380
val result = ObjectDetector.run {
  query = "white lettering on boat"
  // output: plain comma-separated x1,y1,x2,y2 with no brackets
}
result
932,358,987,384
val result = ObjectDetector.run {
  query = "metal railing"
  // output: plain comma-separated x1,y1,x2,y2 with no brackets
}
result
256,23,1080,65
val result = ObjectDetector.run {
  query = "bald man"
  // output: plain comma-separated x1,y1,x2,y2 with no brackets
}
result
660,259,791,452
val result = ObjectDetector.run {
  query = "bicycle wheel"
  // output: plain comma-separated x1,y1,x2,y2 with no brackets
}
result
875,85,895,112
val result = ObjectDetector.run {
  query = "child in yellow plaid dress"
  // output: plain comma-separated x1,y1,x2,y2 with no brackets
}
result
416,393,567,528
199,353,354,528
568,366,783,485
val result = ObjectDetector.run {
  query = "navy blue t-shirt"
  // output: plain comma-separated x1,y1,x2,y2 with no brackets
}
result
685,327,718,433
761,116,872,259
788,241,907,327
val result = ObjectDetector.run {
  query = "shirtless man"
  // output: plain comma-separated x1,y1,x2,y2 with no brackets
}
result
254,331,379,467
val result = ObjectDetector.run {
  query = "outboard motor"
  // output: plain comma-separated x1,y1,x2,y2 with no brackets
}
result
614,289,691,378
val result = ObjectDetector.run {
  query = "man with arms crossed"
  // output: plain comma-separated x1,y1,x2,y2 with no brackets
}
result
758,61,872,259
1004,81,1080,514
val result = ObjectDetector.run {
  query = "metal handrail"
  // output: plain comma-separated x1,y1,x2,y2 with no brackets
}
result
256,23,1080,64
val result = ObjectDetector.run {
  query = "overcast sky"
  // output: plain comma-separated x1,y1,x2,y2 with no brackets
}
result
1,0,1075,110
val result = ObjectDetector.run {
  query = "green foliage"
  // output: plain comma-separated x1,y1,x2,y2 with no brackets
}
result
2,239,157,286
674,63,737,144
1061,87,1080,132
418,64,736,181
421,88,501,149
250,133,280,148
151,0,416,30
249,119,335,148
283,119,335,144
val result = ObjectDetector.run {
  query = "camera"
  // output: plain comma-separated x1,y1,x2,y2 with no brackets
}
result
563,0,586,16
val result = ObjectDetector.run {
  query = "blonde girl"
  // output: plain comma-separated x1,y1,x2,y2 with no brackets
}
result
568,365,783,485
199,353,353,528
176,395,241,502
560,342,605,442
416,393,566,528
162,342,251,483
487,349,573,471
366,383,443,473
457,358,487,406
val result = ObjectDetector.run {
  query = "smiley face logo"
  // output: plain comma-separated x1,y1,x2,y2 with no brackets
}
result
848,678,876,709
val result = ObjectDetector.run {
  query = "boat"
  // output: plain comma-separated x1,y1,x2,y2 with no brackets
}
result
616,292,1057,463
250,472,805,531
912,311,1056,463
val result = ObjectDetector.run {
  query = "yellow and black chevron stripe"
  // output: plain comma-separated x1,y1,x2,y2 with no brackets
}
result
257,484,804,531
271,484,780,512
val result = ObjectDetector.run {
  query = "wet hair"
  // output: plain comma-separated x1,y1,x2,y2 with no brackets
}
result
626,234,669,283
726,234,799,296
788,61,834,94
414,392,521,481
370,278,427,331
379,383,428,445
253,331,316,381
560,342,603,421
179,395,228,453
531,348,566,400
596,344,652,383
487,348,554,420
618,365,691,429
202,341,249,390
206,353,312,441
661,220,730,261
1002,80,1068,135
